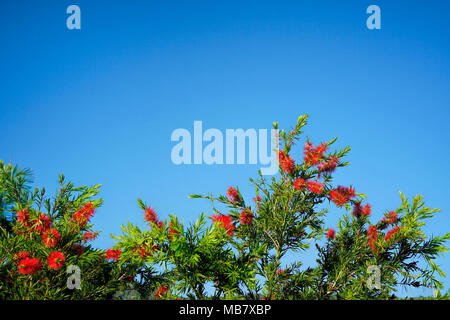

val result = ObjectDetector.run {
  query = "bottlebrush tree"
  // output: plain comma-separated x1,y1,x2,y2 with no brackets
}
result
1,115,449,300
0,161,141,299
110,115,450,300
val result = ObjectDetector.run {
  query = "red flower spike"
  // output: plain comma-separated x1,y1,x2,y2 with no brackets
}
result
329,190,347,207
71,203,96,228
384,211,398,224
168,222,179,240
306,181,324,195
362,204,372,217
144,207,163,230
42,228,60,248
367,225,379,253
318,156,340,175
278,151,296,174
155,284,169,299
16,208,31,228
294,178,306,191
227,186,241,203
276,269,285,276
352,202,363,218
133,244,157,258
105,249,121,261
385,226,402,244
327,228,336,240
144,207,158,223
33,213,52,233
14,251,30,262
303,142,328,167
82,231,98,242
47,251,65,270
80,203,95,219
329,186,356,208
253,196,262,203
18,257,42,275
212,214,235,237
239,209,253,225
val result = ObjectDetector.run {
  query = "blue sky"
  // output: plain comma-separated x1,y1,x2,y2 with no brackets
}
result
1,0,449,297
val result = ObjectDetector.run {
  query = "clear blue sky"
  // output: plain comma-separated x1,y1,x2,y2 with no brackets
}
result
1,0,449,297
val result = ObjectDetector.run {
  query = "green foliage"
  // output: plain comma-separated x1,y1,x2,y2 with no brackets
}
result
2,114,449,300
0,160,136,300
111,115,450,300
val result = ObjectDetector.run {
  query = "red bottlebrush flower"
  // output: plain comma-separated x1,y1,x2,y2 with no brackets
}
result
168,222,179,240
212,214,235,237
303,142,328,167
328,189,348,207
14,251,30,260
389,212,398,224
278,151,296,174
226,186,241,203
276,269,286,276
367,225,379,253
253,196,262,202
379,217,388,229
133,244,156,258
353,202,371,218
105,249,121,261
239,209,253,225
336,186,356,201
144,206,158,223
368,225,378,236
362,204,371,217
71,203,96,227
71,211,87,228
352,202,363,218
327,228,336,240
306,181,324,194
144,207,163,229
384,211,398,224
33,213,52,233
82,231,98,242
80,203,95,219
385,226,402,243
42,228,60,248
72,244,85,256
16,208,31,227
155,284,169,299
318,155,340,175
17,257,42,275
293,178,306,191
47,251,65,270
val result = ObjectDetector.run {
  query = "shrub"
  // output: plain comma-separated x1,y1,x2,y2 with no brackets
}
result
1,115,449,300
0,162,140,299
111,115,450,299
